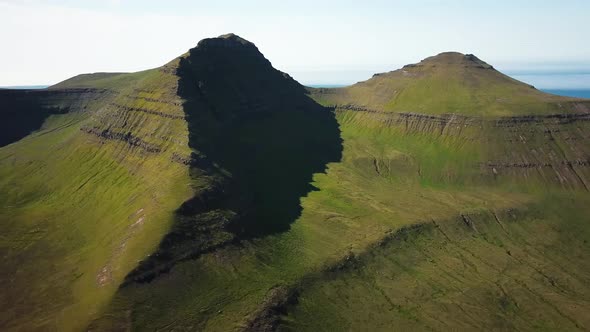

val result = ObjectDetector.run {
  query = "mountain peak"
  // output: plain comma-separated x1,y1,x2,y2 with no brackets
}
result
218,33,250,42
405,51,493,69
195,33,257,50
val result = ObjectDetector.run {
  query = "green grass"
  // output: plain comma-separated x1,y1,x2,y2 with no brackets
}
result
279,195,590,331
50,69,156,90
0,62,194,331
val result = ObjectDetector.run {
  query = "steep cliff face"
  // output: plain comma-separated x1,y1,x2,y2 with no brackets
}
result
123,33,342,284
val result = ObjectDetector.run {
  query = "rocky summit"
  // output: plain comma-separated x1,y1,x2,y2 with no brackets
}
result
1,35,590,331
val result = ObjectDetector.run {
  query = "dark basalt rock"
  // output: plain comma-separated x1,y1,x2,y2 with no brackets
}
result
81,126,162,153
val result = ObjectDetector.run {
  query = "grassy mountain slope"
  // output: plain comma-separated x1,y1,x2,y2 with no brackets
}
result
280,196,590,331
0,62,194,331
1,42,589,332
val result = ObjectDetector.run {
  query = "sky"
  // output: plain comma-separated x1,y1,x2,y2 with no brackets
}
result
1,0,589,87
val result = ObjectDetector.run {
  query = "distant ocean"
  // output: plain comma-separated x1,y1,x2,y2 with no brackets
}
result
0,85,49,90
509,72,590,99
541,89,590,99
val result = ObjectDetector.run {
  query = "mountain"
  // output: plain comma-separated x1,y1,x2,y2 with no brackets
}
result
1,39,590,332
312,51,589,116
0,33,341,331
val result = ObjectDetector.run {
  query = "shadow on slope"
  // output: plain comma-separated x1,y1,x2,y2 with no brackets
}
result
0,88,111,147
0,90,63,146
123,34,343,284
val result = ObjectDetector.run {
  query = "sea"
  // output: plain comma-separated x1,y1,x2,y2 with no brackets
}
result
540,89,590,99
0,85,50,90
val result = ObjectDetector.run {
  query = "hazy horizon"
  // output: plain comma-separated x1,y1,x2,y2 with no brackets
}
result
1,0,589,87
2,68,590,91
